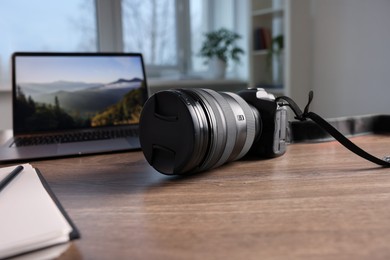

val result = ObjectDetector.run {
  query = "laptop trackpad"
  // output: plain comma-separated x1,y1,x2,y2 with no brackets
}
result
57,139,132,155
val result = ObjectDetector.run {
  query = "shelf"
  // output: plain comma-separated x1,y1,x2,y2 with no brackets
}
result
253,49,268,56
249,0,286,94
252,7,283,17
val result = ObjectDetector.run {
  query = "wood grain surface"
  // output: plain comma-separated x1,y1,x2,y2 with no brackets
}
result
2,131,390,259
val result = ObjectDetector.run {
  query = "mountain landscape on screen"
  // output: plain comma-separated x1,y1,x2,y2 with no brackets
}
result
15,78,146,132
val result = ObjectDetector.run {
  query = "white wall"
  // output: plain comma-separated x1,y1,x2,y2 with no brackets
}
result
310,0,390,118
286,0,312,109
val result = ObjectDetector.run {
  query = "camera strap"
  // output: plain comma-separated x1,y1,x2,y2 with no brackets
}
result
276,91,390,167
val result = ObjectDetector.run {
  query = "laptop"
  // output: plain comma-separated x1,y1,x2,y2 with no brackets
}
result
0,52,149,162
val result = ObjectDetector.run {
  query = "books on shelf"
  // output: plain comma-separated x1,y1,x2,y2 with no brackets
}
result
253,27,272,51
0,164,80,259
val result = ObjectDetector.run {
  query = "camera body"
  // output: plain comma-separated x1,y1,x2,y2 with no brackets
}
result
237,88,288,158
139,88,288,175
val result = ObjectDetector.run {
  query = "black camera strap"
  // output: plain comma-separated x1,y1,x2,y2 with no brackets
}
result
276,91,390,167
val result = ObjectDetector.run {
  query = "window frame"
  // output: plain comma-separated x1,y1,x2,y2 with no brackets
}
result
95,0,189,77
95,0,245,79
0,0,246,91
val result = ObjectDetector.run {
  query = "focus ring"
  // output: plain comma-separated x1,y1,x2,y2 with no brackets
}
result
223,92,257,159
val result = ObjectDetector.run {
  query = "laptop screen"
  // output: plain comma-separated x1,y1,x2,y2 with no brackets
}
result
12,53,148,134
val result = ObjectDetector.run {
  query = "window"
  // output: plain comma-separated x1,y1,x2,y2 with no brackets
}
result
0,0,243,90
190,0,210,72
0,0,96,90
122,0,177,66
120,0,241,77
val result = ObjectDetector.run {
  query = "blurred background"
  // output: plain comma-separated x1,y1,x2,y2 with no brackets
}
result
1,0,390,129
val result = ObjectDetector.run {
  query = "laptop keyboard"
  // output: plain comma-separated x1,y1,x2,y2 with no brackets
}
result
13,128,138,147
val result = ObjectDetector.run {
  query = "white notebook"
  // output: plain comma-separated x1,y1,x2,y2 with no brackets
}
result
0,164,80,259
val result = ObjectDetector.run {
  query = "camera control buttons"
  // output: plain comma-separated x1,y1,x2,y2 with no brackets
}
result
256,88,275,100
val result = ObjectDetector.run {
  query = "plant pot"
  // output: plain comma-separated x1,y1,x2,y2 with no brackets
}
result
209,57,227,79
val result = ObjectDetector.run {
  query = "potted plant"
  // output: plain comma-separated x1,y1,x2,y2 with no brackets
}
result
199,28,244,79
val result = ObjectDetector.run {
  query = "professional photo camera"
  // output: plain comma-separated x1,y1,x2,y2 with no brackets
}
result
139,88,288,175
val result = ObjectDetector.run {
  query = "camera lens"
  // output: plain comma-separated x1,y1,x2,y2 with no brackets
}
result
139,89,261,175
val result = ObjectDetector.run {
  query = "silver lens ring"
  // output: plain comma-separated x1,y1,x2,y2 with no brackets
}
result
182,89,223,171
184,89,234,171
201,89,238,168
223,92,257,160
219,93,248,161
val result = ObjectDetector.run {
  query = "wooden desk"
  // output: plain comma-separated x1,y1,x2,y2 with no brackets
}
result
1,131,390,259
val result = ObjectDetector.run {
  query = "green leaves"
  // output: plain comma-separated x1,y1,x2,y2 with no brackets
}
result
199,28,244,64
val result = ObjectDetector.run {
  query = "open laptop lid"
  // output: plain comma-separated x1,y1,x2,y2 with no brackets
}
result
12,52,149,136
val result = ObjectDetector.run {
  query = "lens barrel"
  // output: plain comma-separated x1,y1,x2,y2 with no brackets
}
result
139,89,261,175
